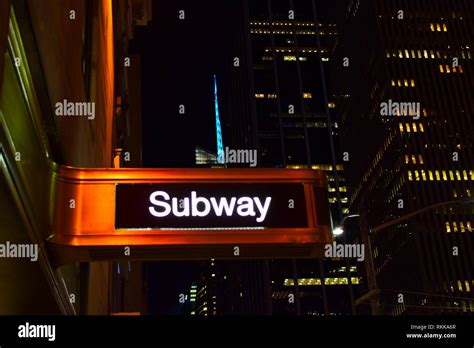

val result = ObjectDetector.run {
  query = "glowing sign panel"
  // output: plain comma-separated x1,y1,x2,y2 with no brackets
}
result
115,183,307,229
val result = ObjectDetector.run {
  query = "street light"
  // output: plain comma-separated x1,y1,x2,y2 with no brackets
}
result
332,214,360,236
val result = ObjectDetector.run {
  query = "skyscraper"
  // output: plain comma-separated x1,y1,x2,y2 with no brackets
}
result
332,0,474,314
207,0,362,315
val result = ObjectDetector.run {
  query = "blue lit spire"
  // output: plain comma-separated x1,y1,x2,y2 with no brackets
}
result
213,74,224,164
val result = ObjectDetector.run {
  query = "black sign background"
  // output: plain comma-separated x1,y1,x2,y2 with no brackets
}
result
115,183,308,229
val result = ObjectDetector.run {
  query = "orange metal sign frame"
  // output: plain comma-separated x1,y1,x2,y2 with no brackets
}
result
48,165,332,264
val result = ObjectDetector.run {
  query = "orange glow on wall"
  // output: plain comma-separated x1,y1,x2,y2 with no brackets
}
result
97,0,114,167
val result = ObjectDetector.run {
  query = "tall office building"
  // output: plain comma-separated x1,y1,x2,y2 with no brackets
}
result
199,0,362,316
332,0,474,314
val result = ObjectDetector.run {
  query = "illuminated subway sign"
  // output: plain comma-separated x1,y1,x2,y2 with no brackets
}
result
115,183,307,229
149,191,271,222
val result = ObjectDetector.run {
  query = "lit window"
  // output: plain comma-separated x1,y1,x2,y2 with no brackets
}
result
436,23,441,32
410,79,415,87
449,170,455,180
404,79,409,87
463,170,468,180
439,64,444,73
430,23,435,31
284,55,297,61
405,154,409,164
399,122,404,132
446,222,451,233
421,170,427,181
442,170,448,181
408,170,413,181
267,93,277,98
428,170,434,181
255,93,265,98
303,92,313,99
405,49,409,58
406,123,411,132
414,170,420,181
456,170,461,181
435,171,441,181
413,123,418,132
299,56,308,61
443,23,447,32
391,80,396,86
418,154,424,164
424,50,428,59
328,102,336,108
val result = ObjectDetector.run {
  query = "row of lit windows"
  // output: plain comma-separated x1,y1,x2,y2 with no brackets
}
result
439,64,464,74
288,164,344,171
391,79,416,87
263,55,315,62
328,197,348,203
447,280,474,293
407,170,474,181
328,186,347,192
283,277,360,286
255,92,313,99
386,49,472,60
264,48,326,53
405,154,424,164
430,23,448,32
329,266,357,273
283,121,328,128
445,221,472,233
250,21,321,27
399,122,425,133
283,55,308,61
251,29,334,35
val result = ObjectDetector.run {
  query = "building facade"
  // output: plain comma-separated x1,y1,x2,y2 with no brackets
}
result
333,0,474,314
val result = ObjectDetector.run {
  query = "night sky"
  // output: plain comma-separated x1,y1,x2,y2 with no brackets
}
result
131,0,240,168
